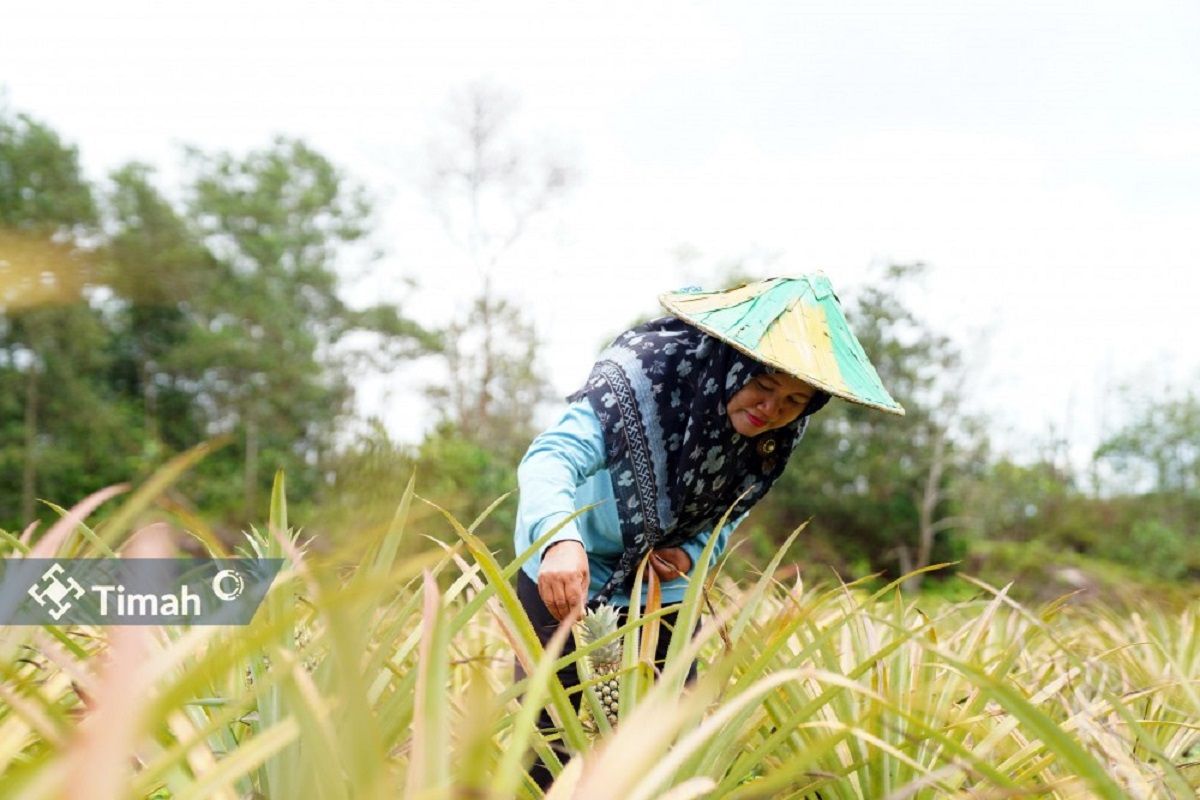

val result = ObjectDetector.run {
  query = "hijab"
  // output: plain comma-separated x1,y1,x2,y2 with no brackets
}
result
568,316,829,603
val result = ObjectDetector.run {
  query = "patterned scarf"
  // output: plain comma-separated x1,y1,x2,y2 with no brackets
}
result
568,317,829,603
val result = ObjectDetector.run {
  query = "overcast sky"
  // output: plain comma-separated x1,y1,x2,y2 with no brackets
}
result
3,0,1198,466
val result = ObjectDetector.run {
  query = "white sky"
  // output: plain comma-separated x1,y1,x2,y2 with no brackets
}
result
3,0,1199,467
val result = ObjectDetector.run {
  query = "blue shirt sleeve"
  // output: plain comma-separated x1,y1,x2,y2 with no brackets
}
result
514,401,607,574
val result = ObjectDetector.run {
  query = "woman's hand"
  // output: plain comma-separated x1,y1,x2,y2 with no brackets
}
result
538,540,590,621
650,547,692,582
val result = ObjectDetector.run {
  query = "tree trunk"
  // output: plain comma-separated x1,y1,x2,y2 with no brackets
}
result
896,544,914,579
142,357,160,448
244,417,259,520
476,281,495,436
905,425,947,593
21,364,39,524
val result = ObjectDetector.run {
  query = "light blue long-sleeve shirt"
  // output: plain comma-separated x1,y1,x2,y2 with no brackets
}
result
515,400,745,607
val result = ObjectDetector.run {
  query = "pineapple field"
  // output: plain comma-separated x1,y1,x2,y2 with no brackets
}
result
1,462,1199,800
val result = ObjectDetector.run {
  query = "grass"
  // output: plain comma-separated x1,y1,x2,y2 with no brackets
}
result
0,462,1198,798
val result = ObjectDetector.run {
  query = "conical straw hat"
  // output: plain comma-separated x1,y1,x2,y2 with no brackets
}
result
659,274,905,415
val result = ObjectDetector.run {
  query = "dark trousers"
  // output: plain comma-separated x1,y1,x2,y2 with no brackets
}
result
514,570,697,790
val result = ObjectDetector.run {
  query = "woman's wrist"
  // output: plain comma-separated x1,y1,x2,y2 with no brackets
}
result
544,539,584,556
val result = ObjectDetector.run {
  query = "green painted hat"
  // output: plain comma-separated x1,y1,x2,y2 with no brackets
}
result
659,274,905,416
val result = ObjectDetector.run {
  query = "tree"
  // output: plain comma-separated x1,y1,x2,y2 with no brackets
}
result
183,137,433,520
425,294,549,461
0,111,97,231
422,84,576,460
1095,385,1200,533
0,108,133,526
0,105,435,531
1096,386,1200,496
103,162,219,464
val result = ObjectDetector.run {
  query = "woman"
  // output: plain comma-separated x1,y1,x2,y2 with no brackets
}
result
513,274,902,785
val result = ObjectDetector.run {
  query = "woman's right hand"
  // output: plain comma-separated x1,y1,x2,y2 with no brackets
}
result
538,540,589,621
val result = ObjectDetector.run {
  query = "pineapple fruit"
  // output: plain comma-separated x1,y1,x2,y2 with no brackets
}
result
576,604,622,729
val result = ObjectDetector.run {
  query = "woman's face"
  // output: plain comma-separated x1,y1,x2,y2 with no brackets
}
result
726,371,817,437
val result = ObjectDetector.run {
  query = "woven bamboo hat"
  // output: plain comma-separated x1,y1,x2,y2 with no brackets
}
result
659,273,905,416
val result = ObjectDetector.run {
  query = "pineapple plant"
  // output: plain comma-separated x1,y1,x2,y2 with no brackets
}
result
576,604,623,729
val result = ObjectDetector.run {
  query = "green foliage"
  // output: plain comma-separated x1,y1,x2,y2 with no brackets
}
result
0,106,135,526
314,420,518,557
959,456,1072,541
180,137,386,517
103,162,218,471
962,441,1200,589
0,305,144,508
1108,517,1190,582
0,108,97,230
1096,386,1200,545
0,104,433,534
413,421,520,536
1097,386,1200,496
